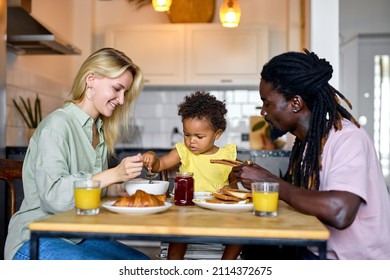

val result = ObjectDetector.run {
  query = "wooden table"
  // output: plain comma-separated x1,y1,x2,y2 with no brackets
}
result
29,201,329,259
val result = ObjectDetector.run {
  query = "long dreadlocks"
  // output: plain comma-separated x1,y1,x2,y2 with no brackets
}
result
261,49,360,190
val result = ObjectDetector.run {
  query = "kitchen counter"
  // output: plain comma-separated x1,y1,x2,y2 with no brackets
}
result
6,146,291,160
6,146,291,178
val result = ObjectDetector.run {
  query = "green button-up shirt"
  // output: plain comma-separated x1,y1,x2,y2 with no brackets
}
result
5,103,108,259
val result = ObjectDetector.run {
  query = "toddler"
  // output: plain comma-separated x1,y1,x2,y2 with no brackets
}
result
143,91,242,260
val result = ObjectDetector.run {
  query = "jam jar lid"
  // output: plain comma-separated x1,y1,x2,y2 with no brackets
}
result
175,172,194,177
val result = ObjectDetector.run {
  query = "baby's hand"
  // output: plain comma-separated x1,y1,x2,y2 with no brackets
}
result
142,151,157,170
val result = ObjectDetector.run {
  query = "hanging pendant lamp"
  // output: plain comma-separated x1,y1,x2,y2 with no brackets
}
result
152,0,172,12
219,0,241,28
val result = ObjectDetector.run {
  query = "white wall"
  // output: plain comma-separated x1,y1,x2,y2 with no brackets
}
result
339,0,390,41
94,0,290,57
309,0,339,88
6,0,93,146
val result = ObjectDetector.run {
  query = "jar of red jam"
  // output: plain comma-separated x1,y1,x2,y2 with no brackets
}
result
174,172,194,206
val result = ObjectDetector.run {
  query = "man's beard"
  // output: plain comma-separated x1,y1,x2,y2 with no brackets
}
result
269,126,287,141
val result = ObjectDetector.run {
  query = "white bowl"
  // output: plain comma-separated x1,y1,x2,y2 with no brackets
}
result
124,180,169,195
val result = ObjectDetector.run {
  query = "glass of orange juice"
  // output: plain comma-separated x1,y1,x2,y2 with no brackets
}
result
74,179,101,215
251,182,279,217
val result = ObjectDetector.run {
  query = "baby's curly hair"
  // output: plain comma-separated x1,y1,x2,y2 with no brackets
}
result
178,91,227,132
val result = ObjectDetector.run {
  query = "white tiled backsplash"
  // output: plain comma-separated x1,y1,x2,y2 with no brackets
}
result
121,89,262,150
6,70,262,149
6,68,70,147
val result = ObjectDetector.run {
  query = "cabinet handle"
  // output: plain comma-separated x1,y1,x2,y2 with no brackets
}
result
144,79,150,84
220,79,233,83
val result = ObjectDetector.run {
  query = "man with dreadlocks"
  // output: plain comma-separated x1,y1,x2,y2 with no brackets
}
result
233,49,390,260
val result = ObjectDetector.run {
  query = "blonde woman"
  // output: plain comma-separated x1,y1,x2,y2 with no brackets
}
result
5,48,149,260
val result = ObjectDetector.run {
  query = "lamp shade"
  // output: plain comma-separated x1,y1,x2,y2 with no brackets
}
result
152,0,172,12
219,0,241,28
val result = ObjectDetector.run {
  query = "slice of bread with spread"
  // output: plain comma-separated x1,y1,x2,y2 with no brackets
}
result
204,197,239,204
221,187,252,199
207,187,252,204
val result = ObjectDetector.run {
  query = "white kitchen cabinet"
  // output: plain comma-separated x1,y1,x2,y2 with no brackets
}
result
186,24,268,86
105,24,268,87
105,24,186,85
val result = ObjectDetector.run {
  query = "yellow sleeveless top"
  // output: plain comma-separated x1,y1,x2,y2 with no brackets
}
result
176,142,237,192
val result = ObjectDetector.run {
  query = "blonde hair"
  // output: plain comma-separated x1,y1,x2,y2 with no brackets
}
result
69,47,143,155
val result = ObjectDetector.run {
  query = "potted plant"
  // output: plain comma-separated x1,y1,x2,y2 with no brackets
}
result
250,106,285,150
13,95,42,138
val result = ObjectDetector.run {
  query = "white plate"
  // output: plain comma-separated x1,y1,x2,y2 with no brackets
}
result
169,192,212,198
194,192,212,198
102,201,172,215
192,198,253,212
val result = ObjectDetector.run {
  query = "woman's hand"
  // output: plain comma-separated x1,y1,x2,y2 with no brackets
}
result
115,153,144,182
92,153,143,189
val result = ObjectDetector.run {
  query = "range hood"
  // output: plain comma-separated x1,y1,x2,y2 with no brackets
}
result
6,0,81,55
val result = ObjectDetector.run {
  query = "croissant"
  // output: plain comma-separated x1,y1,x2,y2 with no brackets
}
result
113,190,166,207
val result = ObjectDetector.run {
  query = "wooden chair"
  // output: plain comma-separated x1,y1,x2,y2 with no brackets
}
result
0,158,23,260
0,158,23,219
159,170,168,181
159,164,180,196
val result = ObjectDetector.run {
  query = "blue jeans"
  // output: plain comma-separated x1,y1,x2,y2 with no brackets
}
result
13,238,150,260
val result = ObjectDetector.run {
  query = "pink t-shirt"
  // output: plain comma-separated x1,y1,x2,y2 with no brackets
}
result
319,120,390,259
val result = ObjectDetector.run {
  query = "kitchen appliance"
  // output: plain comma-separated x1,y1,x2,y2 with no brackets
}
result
6,0,81,55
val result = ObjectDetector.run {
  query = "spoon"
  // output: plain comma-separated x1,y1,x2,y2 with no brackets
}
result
145,168,158,184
